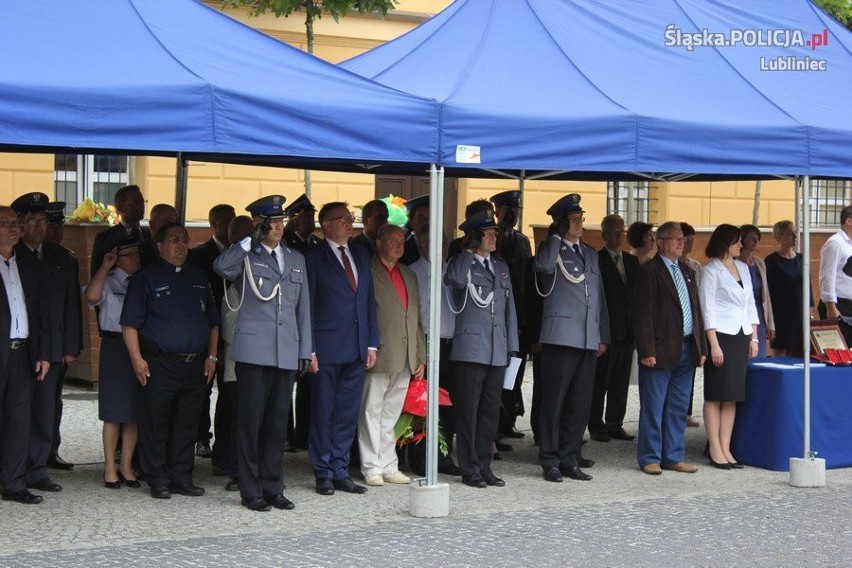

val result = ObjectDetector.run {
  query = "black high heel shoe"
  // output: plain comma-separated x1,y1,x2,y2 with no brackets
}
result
118,471,141,488
728,461,744,469
708,457,732,470
104,474,122,489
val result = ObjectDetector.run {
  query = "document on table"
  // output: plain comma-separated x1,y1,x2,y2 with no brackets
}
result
751,361,826,369
503,356,523,390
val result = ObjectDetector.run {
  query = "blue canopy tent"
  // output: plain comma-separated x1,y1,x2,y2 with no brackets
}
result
342,0,852,180
0,0,439,170
344,0,852,492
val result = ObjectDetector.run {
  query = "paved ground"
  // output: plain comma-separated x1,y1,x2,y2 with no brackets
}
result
1,370,850,567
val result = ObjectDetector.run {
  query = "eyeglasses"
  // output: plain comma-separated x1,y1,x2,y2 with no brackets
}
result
0,220,22,228
325,214,355,224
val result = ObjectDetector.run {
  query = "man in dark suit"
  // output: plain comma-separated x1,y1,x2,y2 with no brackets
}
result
589,214,639,443
350,199,388,257
187,204,235,460
400,195,429,265
11,193,82,492
90,185,156,276
304,202,379,496
282,194,321,252
630,221,706,476
0,205,51,505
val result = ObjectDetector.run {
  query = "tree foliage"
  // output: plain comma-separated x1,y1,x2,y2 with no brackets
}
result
221,0,398,53
814,0,852,29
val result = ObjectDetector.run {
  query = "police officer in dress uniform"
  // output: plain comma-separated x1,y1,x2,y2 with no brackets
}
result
44,201,66,245
120,223,220,500
444,210,518,488
214,196,312,512
400,194,429,265
490,191,532,441
0,205,51,505
10,193,82,492
533,194,610,483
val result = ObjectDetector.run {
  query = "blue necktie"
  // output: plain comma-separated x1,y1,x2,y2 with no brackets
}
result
670,263,693,336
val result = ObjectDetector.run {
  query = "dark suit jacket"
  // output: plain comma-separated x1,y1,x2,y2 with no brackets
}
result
283,229,320,253
16,242,82,362
598,248,639,343
305,240,379,365
187,238,225,311
349,232,377,258
630,255,706,368
90,224,156,275
0,250,51,373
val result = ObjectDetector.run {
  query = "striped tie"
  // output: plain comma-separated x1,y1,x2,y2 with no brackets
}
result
670,263,693,336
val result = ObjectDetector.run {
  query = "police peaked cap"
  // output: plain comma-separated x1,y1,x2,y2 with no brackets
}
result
546,193,584,220
11,192,49,214
404,194,430,212
283,193,315,216
46,201,67,224
245,195,287,218
490,190,521,209
458,209,499,234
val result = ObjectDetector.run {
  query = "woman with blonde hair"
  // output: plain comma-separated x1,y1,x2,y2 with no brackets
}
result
764,220,813,356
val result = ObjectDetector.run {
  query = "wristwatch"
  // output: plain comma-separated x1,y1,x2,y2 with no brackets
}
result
207,355,219,362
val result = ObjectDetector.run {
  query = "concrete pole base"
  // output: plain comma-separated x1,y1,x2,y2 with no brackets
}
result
789,457,826,488
408,482,450,518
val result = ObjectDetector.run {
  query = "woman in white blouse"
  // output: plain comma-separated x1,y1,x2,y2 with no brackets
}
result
699,224,759,470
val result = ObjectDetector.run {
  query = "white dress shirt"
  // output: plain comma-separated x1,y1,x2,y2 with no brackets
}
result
699,258,760,335
0,252,30,338
819,229,852,304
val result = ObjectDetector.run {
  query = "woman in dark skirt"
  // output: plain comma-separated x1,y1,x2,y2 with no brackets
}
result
84,236,142,488
699,225,760,470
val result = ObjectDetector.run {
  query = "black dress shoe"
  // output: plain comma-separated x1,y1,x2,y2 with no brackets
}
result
241,497,271,512
283,443,297,454
438,463,462,476
150,485,171,499
212,466,228,477
578,457,595,469
315,478,335,495
728,462,745,469
483,474,505,487
561,465,593,481
47,455,74,470
589,430,611,443
169,483,205,497
708,457,732,470
3,490,43,504
501,427,526,439
104,475,122,489
195,442,212,458
461,475,487,488
118,472,141,488
225,477,239,491
332,477,367,494
492,451,502,461
543,467,563,483
606,427,636,441
495,441,513,452
29,478,62,492
264,494,295,510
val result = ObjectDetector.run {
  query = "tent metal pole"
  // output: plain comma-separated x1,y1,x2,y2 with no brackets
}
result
425,163,444,487
174,153,188,224
518,170,525,231
800,175,811,458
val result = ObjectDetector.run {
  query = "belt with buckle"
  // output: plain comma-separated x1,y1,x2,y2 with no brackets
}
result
10,338,28,350
162,352,202,363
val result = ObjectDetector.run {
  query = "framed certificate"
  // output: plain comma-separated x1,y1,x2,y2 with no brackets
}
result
810,324,849,357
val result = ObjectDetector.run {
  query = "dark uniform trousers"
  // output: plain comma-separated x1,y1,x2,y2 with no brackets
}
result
236,362,294,499
538,344,597,471
211,371,237,477
453,361,504,478
1,343,33,493
50,363,68,459
589,338,634,432
138,355,206,488
26,362,64,484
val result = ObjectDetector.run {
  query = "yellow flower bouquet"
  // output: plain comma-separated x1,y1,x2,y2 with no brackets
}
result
68,199,118,225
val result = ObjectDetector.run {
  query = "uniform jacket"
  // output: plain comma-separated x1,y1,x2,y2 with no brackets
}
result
304,240,380,365
444,251,518,367
16,241,82,362
188,238,226,311
630,254,707,368
369,256,425,375
282,229,320,253
533,235,610,350
598,247,639,343
214,241,312,370
0,250,51,372
497,229,532,350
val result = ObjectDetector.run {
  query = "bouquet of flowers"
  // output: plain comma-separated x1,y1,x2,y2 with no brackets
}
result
394,377,452,456
68,199,118,225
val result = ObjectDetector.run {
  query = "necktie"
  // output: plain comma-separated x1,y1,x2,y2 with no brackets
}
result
338,246,357,292
614,253,626,284
270,249,279,272
483,257,493,277
573,243,584,266
32,247,41,263
670,263,693,335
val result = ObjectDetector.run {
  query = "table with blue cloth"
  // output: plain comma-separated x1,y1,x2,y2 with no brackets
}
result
731,357,852,471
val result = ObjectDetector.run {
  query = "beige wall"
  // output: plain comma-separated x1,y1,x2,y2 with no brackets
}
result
0,0,804,238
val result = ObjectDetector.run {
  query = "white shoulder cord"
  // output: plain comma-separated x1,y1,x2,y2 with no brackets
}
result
223,255,279,312
445,268,494,314
534,253,585,298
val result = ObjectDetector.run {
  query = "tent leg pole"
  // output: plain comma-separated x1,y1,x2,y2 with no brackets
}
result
409,163,450,518
174,153,188,225
790,174,825,488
